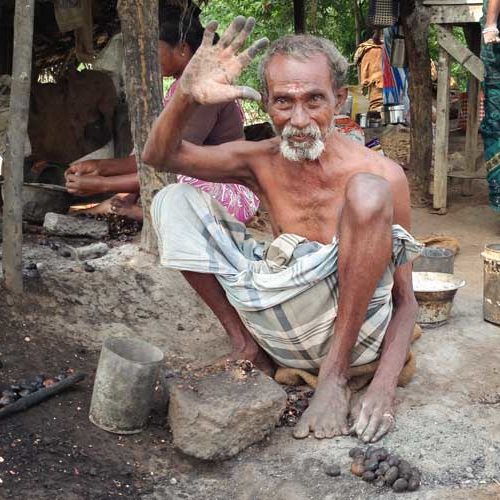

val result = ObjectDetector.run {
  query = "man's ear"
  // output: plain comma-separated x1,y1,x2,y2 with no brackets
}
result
333,87,348,114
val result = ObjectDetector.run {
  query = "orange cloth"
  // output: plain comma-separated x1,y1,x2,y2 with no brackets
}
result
354,40,383,111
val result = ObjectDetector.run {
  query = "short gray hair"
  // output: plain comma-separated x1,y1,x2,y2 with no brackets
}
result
258,35,348,102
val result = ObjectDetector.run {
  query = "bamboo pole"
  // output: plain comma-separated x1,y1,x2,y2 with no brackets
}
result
2,0,36,294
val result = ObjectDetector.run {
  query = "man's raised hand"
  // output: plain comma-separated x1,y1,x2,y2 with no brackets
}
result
179,16,269,105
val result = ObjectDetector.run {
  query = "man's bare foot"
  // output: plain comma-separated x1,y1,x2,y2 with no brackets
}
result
293,380,351,439
110,193,143,221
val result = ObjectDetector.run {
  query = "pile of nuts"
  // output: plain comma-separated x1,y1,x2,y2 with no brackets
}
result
350,446,421,492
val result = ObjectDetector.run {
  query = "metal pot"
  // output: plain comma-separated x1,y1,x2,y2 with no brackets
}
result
413,272,465,326
355,113,368,128
384,104,406,124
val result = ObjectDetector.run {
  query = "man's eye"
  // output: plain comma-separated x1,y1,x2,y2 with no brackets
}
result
275,97,289,105
311,94,324,102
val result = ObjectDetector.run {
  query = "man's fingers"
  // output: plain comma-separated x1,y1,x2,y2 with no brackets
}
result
229,17,256,52
237,37,269,66
370,416,394,443
232,85,260,101
360,412,383,443
352,408,370,438
201,20,218,47
218,16,246,48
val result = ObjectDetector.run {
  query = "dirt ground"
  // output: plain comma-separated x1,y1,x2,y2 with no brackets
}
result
1,168,500,498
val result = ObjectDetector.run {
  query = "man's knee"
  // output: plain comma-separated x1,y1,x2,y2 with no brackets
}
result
345,173,393,224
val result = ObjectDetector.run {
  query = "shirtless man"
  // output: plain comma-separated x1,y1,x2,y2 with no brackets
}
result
144,17,420,443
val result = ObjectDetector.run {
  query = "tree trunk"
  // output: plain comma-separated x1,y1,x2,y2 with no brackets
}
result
117,0,175,254
353,0,362,47
293,0,306,34
401,1,433,205
309,0,318,34
2,0,35,294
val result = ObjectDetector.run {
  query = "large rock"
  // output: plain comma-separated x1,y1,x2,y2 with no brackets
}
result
43,212,108,239
168,367,287,460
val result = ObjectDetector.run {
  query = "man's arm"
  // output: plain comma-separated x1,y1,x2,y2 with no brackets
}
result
351,165,418,443
142,17,268,182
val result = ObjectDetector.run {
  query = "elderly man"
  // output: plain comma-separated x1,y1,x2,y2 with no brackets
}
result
144,17,421,443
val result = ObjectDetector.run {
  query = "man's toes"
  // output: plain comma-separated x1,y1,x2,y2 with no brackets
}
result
314,427,326,439
293,418,311,439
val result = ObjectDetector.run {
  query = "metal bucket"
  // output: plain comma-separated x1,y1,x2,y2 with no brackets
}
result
384,104,406,124
481,243,500,325
413,247,455,274
413,272,465,326
89,337,164,434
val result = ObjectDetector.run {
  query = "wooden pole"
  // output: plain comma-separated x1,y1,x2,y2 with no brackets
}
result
2,0,35,294
400,3,434,204
463,24,482,196
117,0,173,254
293,0,306,34
433,44,451,211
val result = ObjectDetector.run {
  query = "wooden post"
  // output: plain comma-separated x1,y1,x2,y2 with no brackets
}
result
463,24,482,196
433,44,451,210
117,0,174,254
401,3,434,204
2,0,35,294
293,0,306,34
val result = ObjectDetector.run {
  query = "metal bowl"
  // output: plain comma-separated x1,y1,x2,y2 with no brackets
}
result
413,272,465,326
1,182,71,223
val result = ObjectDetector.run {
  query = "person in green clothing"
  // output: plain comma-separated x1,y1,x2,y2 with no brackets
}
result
481,0,500,209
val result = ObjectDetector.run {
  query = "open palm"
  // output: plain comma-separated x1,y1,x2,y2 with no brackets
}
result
179,16,268,104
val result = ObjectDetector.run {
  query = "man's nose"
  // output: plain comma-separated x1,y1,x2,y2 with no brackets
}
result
290,105,309,129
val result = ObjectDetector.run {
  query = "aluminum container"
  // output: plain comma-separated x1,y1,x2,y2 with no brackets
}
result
384,104,406,124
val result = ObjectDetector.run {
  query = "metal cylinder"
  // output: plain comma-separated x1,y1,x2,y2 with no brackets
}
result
413,247,455,274
89,337,164,434
482,243,500,325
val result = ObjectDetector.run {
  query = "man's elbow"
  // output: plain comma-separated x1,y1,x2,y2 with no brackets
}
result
142,142,163,170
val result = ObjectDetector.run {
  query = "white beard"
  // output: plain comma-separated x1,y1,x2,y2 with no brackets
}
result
277,123,330,162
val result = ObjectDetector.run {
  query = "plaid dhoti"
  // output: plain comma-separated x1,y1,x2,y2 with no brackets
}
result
152,184,421,371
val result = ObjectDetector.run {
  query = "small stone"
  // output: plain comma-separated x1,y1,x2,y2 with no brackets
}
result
44,213,108,239
325,464,341,477
392,478,408,492
384,466,399,486
176,323,185,331
24,336,31,342
349,447,365,458
362,471,375,482
170,478,177,485
83,262,95,273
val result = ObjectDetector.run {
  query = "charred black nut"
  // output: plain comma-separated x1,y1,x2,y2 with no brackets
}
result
362,471,376,482
365,446,375,459
384,466,400,486
378,461,390,475
349,447,365,459
351,458,365,477
364,459,380,472
83,262,95,273
392,478,409,492
325,464,341,477
407,475,421,492
372,448,388,462
398,460,412,480
374,477,386,487
387,454,401,467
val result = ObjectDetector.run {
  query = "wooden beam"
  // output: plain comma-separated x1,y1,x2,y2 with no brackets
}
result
435,25,484,81
293,0,306,33
2,0,35,294
423,0,482,5
462,23,482,196
433,46,451,210
117,0,173,254
428,5,482,23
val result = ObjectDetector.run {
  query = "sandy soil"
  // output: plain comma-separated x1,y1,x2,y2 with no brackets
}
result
1,175,500,499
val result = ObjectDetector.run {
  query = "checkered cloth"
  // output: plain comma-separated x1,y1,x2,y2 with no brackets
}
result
368,0,399,28
152,183,422,371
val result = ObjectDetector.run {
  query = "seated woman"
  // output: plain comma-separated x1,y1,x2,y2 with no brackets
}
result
65,16,259,223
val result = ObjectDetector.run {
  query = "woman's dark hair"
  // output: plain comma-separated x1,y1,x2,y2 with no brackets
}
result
159,17,219,53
